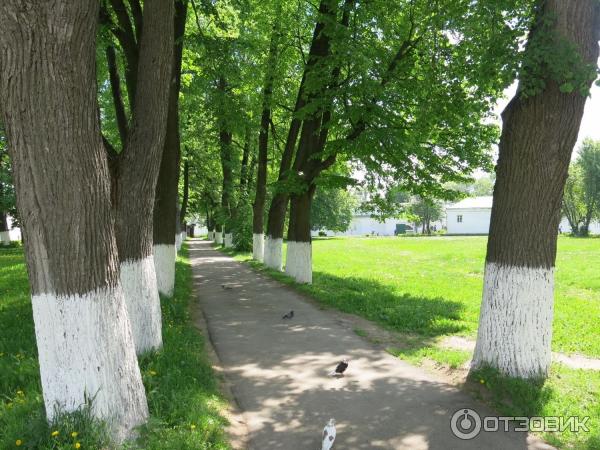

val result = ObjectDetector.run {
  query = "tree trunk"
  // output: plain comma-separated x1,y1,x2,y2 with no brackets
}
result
472,0,600,379
285,185,316,283
153,0,188,297
263,0,334,270
0,211,9,245
0,0,147,441
252,6,281,262
115,0,174,354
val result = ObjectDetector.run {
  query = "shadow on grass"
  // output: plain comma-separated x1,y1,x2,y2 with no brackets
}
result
238,257,467,339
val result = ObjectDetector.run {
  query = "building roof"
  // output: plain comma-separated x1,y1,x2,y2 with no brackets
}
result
446,196,493,210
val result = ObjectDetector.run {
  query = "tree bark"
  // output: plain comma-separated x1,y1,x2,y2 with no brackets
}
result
0,211,9,245
472,0,600,379
0,0,148,440
218,76,234,240
252,12,280,262
153,0,188,297
284,0,352,283
263,0,334,270
115,0,174,354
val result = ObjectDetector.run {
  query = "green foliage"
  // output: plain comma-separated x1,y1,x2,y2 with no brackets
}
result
562,139,600,236
0,124,17,221
0,246,230,449
310,186,357,233
519,7,599,98
230,198,253,251
406,196,443,234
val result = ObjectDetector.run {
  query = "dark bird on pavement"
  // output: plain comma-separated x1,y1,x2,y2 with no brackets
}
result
221,284,233,290
329,359,349,377
282,310,294,320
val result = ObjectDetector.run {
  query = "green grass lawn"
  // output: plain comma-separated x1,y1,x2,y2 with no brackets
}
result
0,245,230,449
223,235,600,449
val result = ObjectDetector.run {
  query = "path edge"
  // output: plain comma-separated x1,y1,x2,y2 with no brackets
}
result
190,286,250,449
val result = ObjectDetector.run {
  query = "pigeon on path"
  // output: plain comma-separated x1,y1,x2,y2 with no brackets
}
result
329,359,349,377
221,284,233,290
321,418,336,450
282,310,294,320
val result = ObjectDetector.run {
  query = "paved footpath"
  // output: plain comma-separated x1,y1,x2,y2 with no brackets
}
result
189,239,553,450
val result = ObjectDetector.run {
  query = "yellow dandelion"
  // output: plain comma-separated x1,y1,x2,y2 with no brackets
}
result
16,390,24,396
190,424,196,430
149,370,157,376
71,431,78,438
75,443,81,449
51,430,59,437
16,439,22,446
479,379,485,384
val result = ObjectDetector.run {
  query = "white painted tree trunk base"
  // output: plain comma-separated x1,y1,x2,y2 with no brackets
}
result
120,257,163,354
214,231,223,245
0,230,10,246
224,233,233,248
285,240,312,284
472,262,554,378
207,231,214,240
264,236,283,271
32,287,149,443
175,233,182,252
252,233,264,262
153,244,176,297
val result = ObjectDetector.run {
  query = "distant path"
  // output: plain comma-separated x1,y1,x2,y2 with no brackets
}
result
189,239,553,450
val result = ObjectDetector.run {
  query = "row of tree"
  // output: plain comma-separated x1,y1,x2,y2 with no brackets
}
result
0,0,599,444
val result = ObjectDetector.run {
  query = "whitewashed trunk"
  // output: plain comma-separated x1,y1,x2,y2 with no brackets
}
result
285,241,312,284
264,236,283,271
214,231,223,245
224,233,233,248
207,231,213,240
472,262,554,378
32,287,149,442
0,230,10,246
252,233,264,262
180,231,187,246
175,233,182,252
119,257,163,354
153,244,176,297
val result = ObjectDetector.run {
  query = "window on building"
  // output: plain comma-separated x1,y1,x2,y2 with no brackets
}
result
457,215,463,223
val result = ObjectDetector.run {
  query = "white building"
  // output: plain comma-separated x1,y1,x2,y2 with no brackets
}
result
446,196,493,235
312,213,446,237
446,196,600,235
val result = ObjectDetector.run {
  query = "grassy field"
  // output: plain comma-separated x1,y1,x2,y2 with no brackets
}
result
0,245,230,449
224,235,600,449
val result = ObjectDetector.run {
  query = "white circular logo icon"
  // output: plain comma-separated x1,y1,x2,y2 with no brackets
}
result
451,408,482,440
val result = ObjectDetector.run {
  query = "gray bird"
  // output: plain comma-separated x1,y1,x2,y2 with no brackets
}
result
282,310,294,320
221,284,233,290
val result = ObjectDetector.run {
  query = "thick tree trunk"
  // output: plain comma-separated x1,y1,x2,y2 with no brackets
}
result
472,0,600,379
285,185,316,283
0,0,148,441
115,0,174,354
153,0,188,297
252,8,280,262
